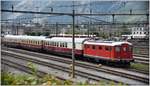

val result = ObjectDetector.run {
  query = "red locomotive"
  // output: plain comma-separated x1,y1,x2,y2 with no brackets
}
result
3,35,134,65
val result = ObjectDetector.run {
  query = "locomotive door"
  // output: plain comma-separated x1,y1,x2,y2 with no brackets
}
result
121,44,128,59
115,46,121,59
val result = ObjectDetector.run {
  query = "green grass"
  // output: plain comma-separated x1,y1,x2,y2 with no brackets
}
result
1,72,126,85
130,63,149,72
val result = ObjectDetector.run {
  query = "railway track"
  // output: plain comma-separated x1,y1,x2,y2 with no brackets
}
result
2,52,122,84
133,54,149,58
1,58,101,84
2,47,149,74
2,49,149,85
133,56,149,65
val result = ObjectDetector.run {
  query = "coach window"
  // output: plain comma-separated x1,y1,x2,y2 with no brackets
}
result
65,42,67,47
62,43,64,47
49,42,51,45
55,42,56,46
49,42,51,46
51,42,53,46
53,42,55,46
92,45,95,50
37,41,39,45
56,42,58,46
60,43,62,47
63,43,65,47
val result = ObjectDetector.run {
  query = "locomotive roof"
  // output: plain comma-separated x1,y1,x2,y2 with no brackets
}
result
44,37,89,43
84,40,132,46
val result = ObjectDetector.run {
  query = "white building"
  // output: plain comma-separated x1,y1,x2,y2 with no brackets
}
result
131,27,149,38
122,27,149,39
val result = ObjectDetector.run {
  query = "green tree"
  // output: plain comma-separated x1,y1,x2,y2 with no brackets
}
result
30,32,36,36
36,32,42,36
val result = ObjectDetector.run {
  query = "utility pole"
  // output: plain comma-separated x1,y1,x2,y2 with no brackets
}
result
71,9,75,78
56,22,58,36
88,22,89,37
12,5,14,35
90,8,92,37
16,23,18,35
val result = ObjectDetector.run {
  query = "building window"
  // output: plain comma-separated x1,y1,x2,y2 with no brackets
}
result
140,32,142,34
140,28,142,31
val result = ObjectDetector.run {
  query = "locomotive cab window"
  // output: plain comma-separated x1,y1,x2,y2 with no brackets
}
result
85,45,89,48
123,47,127,52
128,46,132,52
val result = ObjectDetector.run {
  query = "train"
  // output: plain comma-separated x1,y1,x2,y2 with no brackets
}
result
3,35,134,65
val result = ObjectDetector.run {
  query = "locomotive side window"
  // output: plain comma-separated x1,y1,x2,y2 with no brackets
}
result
92,45,95,50
115,46,120,52
105,46,111,51
99,46,102,50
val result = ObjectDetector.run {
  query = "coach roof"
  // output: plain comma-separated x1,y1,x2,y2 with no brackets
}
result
44,37,89,43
